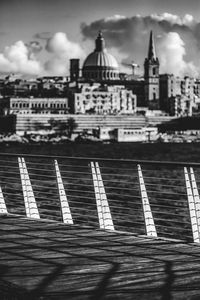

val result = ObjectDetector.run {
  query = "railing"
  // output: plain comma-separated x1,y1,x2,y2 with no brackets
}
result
0,153,200,243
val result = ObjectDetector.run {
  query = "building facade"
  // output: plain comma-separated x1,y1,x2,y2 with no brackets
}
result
159,74,200,116
73,84,137,115
10,97,68,115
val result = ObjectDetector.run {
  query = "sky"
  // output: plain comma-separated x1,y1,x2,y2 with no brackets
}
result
0,0,200,77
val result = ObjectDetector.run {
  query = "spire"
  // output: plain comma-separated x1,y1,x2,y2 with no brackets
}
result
95,30,105,52
147,30,157,61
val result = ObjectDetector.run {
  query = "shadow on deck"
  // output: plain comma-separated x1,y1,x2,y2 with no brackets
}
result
0,214,200,300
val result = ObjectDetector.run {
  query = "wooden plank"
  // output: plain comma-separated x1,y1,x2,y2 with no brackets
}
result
0,215,200,299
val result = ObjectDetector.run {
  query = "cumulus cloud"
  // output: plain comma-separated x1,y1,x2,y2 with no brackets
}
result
44,32,85,75
81,13,200,76
0,33,84,76
0,41,42,75
1,13,200,78
150,13,195,26
158,32,198,77
26,41,43,59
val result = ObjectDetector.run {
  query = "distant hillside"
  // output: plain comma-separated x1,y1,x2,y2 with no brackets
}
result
158,117,200,132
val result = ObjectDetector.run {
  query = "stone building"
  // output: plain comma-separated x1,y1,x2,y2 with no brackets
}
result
159,74,200,116
10,97,68,115
73,84,136,114
68,32,137,115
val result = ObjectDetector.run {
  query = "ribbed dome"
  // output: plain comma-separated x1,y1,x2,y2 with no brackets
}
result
83,50,119,69
82,31,119,81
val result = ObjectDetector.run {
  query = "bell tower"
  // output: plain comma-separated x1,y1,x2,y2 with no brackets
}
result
144,31,160,109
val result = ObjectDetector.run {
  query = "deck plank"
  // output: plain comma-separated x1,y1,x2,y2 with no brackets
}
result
0,214,200,299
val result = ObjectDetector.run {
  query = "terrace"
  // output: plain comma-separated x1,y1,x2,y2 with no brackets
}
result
0,153,200,299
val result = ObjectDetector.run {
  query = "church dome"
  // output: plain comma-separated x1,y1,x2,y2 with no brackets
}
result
82,31,119,81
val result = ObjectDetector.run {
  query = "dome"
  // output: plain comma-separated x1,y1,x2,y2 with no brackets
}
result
83,50,119,69
82,31,120,81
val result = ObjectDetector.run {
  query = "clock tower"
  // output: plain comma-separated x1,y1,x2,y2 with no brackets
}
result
144,31,160,109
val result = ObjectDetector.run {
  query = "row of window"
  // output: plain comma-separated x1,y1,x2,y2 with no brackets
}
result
123,131,145,135
76,101,135,109
12,110,68,114
11,102,68,109
84,71,119,80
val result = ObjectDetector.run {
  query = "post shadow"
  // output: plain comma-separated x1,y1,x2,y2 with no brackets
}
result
161,261,175,300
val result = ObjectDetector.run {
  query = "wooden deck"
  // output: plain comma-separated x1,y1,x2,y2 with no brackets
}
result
1,215,200,300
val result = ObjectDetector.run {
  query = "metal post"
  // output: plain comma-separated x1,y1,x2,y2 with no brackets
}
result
18,157,30,218
190,168,200,233
55,160,73,224
0,186,7,214
21,158,40,219
18,157,40,219
137,164,157,237
184,167,200,242
95,162,114,230
91,162,104,229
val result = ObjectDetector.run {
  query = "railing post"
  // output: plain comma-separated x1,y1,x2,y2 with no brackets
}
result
91,162,104,229
91,162,114,230
95,162,114,230
184,167,200,243
137,164,157,237
0,186,7,214
22,158,40,219
18,157,40,219
18,157,30,218
54,160,73,224
190,167,200,234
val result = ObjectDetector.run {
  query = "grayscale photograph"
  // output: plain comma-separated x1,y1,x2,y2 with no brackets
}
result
0,0,200,299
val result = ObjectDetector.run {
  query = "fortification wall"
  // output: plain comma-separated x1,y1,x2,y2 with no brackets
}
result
16,114,174,132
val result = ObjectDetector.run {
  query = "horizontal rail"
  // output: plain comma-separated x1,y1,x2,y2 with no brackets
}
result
0,152,200,167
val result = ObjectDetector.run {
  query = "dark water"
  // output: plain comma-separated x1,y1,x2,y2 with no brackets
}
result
0,142,200,162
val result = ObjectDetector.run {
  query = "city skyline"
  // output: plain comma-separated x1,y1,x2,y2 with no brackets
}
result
0,0,200,77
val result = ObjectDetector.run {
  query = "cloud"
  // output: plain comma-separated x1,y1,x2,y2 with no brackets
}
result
81,13,200,76
26,41,43,59
0,32,84,77
44,32,85,75
158,32,198,77
34,32,52,41
0,40,42,75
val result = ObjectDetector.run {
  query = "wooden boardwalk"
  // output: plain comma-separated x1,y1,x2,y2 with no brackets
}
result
1,215,200,299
